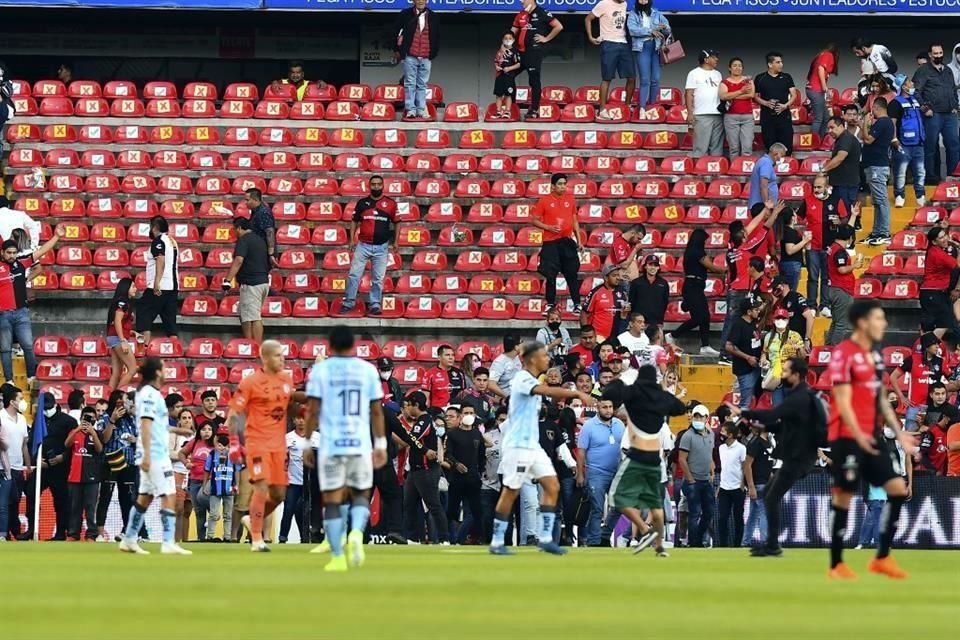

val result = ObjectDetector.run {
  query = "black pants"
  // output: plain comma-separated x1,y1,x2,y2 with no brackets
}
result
760,114,793,155
95,465,137,532
920,289,960,338
373,462,404,537
673,277,711,346
403,466,448,543
24,470,70,538
520,50,544,110
716,488,745,547
447,476,483,542
6,469,25,537
279,483,305,542
539,238,581,307
135,289,180,336
763,461,811,549
68,482,99,540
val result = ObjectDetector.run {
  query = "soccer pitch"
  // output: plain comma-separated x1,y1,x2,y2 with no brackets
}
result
4,545,956,638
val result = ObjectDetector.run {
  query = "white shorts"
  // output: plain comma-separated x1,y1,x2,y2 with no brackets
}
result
319,454,373,492
138,460,176,497
498,447,556,490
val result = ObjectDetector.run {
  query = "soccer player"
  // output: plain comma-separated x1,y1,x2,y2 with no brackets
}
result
489,341,596,555
826,300,915,580
118,357,191,555
227,340,297,552
303,325,388,572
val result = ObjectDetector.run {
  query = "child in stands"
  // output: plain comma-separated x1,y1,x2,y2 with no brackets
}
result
493,33,521,119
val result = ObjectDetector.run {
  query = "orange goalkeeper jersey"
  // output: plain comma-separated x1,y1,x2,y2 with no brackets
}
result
229,369,293,452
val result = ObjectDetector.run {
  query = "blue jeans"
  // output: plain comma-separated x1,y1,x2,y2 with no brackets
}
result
771,386,786,407
778,260,802,293
188,479,209,542
805,249,829,310
737,369,759,409
859,499,885,546
634,40,660,109
741,483,768,545
519,480,538,544
720,290,748,352
556,476,575,543
806,88,828,139
343,241,389,308
0,475,12,538
894,145,926,199
403,56,431,115
832,185,859,214
683,479,715,547
0,307,37,380
865,165,891,237
905,404,923,433
279,483,304,542
924,112,960,180
585,473,617,545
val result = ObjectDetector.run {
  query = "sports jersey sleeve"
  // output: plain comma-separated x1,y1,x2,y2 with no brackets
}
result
898,356,912,374
306,362,324,400
542,8,558,25
150,237,165,258
514,371,538,397
511,11,522,28
204,454,214,472
18,254,36,269
352,199,366,222
139,392,160,423
828,346,852,385
229,376,251,413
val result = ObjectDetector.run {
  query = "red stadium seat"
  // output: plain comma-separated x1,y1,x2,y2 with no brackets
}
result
36,359,74,382
453,250,492,272
881,278,919,300
39,97,74,116
361,101,396,121
339,84,373,102
411,250,447,272
903,255,926,276
501,129,536,150
103,80,137,99
224,83,259,101
444,102,480,122
303,176,339,196
560,103,596,123
889,230,927,251
459,129,495,150
42,123,78,143
634,179,670,199
329,127,364,147
644,130,678,150
50,197,85,217
60,270,95,291
914,206,947,226
467,203,504,223
573,130,608,150
84,174,120,194
597,178,633,199
151,124,185,144
478,298,516,320
5,123,41,144
707,179,743,200
302,151,336,171
404,297,442,319
146,98,181,117
259,126,294,147
143,81,177,99
684,204,721,225
537,130,571,149
632,106,667,124
115,149,151,170
41,148,80,168
491,179,526,199
867,253,903,275
110,98,145,117
90,222,126,243
35,336,70,358
183,99,216,118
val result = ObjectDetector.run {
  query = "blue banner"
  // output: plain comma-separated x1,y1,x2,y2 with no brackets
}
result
264,0,960,11
0,0,261,8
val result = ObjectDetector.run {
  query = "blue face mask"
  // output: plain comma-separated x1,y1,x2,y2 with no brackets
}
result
692,420,706,432
907,87,916,96
436,426,446,438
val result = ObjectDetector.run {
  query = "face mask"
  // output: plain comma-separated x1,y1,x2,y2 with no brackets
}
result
379,370,392,381
370,189,383,199
548,321,561,331
774,319,788,330
503,40,514,48
461,414,476,427
933,56,945,65
17,399,27,414
44,407,56,418
883,427,896,440
436,426,446,438
571,406,584,418
907,87,916,96
692,420,706,431
815,189,831,201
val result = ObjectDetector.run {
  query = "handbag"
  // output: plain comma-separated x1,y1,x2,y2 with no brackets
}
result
659,37,685,65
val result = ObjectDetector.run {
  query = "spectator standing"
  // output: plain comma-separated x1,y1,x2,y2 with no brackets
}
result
741,425,773,546
135,215,179,347
726,297,764,409
575,399,625,546
280,414,319,543
857,483,887,549
719,212,774,361
0,385,29,539
806,43,840,138
57,62,73,86
65,407,103,541
194,390,225,435
270,60,327,102
762,307,807,406
0,230,62,388
685,48,724,158
340,175,398,316
377,356,405,408
401,392,449,544
668,228,725,356
511,0,564,120
479,409,506,543
863,74,896,114
825,226,862,344
892,79,927,208
533,174,581,314
799,175,851,315
243,189,279,268
753,51,798,155
454,367,497,425
178,416,214,542
583,265,629,340
859,97,894,246
820,117,862,213
770,277,815,351
421,344,466,411
489,336,521,397
608,224,646,282
919,226,960,341
716,422,746,547
629,255,668,328
678,404,716,548
444,404,486,544
106,278,138,390
23,393,75,540
851,38,897,83
536,307,573,361
914,43,959,183
569,326,598,368
626,0,671,111
773,206,811,292
203,436,239,542
890,332,945,433
492,33,522,119
94,391,139,542
223,217,270,343
617,312,649,356
748,143,787,211
395,0,439,120
586,0,635,120
719,57,756,157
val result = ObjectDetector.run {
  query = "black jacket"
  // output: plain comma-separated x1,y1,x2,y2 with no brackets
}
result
403,413,438,471
43,409,78,477
740,383,818,466
602,378,686,436
629,275,670,327
394,8,440,60
913,63,959,114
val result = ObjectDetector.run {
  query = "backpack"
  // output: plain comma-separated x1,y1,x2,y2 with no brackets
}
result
809,388,830,448
897,97,925,147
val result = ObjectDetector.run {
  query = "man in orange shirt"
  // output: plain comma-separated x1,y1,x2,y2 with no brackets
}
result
947,422,960,476
227,340,301,551
532,173,582,314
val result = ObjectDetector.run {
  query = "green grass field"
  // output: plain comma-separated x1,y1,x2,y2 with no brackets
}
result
3,544,956,638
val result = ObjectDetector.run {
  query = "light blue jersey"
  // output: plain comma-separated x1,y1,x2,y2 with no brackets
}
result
306,356,383,457
135,384,169,464
501,370,541,450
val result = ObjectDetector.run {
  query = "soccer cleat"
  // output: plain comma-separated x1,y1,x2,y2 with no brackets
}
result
537,541,568,555
868,555,908,579
309,534,347,554
324,555,348,572
160,543,193,555
827,563,859,580
347,531,365,568
118,539,150,555
489,545,515,555
750,545,783,557
632,530,659,554
250,541,271,553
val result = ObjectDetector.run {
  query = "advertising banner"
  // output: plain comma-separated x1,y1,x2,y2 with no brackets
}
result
0,0,261,8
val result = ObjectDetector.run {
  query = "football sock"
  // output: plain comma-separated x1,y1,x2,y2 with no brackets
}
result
349,497,371,535
491,512,510,547
160,509,176,545
537,505,557,544
877,495,905,559
323,503,345,556
125,503,147,542
339,502,350,530
249,491,267,543
264,498,279,517
830,505,849,568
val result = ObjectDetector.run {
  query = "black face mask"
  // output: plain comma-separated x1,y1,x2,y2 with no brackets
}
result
370,189,383,199
933,56,945,65
890,399,900,411
548,321,561,331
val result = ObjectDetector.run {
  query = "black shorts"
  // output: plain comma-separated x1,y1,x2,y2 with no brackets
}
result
494,74,516,98
537,238,580,279
135,289,180,335
829,438,900,493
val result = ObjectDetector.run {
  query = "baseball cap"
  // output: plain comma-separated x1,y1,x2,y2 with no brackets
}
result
376,356,395,371
644,254,661,266
691,404,710,418
920,332,940,351
698,48,720,63
773,307,790,320
608,354,623,363
601,264,622,277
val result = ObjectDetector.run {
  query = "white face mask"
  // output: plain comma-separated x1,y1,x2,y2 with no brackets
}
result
814,188,831,201
571,406,584,418
692,420,707,431
44,407,56,418
774,319,789,330
461,414,476,427
503,40,514,48
17,399,27,414
379,370,392,381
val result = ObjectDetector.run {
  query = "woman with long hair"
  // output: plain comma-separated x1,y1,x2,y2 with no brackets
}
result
106,277,138,390
667,228,726,355
719,57,756,157
459,352,480,390
806,43,839,138
94,389,139,540
177,411,214,542
864,73,896,113
627,0,671,110
760,308,807,406
772,207,812,291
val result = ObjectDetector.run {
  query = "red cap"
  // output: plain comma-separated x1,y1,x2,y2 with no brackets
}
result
773,307,790,320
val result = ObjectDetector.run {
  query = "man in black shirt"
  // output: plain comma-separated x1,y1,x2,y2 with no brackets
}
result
23,392,76,540
243,188,278,268
742,425,773,547
539,404,578,544
820,116,863,212
770,276,815,351
342,175,399,316
224,217,270,343
629,255,669,329
725,297,763,409
512,0,564,119
400,392,449,544
372,406,412,544
444,404,485,544
753,52,798,155
913,42,960,182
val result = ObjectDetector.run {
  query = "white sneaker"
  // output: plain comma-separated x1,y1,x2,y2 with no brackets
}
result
250,541,270,553
699,346,721,356
854,544,864,550
118,538,150,555
598,108,612,120
917,196,926,207
819,307,832,319
895,195,905,208
161,543,193,555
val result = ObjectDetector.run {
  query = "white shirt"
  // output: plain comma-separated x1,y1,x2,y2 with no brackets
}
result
286,431,321,485
0,410,28,470
171,434,189,474
864,44,893,77
617,330,650,357
685,66,722,115
658,423,675,483
0,207,41,248
718,441,747,490
306,356,383,457
145,232,178,291
490,353,522,395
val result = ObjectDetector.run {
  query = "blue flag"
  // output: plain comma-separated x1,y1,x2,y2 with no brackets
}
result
31,391,47,458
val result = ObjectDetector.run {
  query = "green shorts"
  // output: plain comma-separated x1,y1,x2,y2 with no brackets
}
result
610,459,664,511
